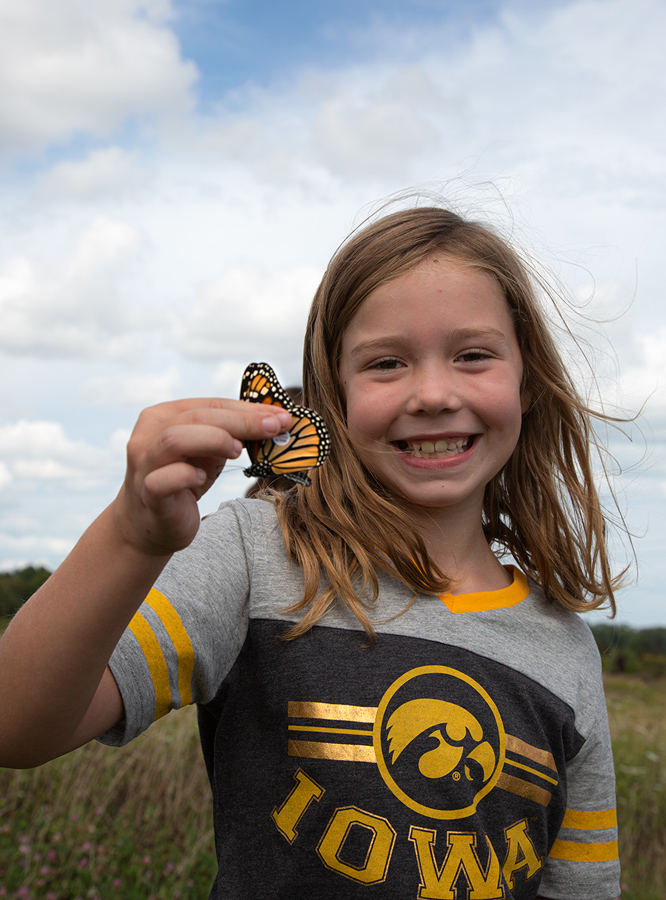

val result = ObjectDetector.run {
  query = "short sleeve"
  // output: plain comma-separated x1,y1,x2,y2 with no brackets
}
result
98,501,255,746
539,685,621,900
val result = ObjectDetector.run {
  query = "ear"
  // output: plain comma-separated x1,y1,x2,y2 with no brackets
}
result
520,388,531,415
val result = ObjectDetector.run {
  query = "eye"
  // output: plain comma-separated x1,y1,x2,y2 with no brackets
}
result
456,350,493,364
371,357,403,370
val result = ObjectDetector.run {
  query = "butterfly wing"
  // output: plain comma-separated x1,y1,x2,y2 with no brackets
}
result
240,362,292,409
240,363,330,485
244,405,331,484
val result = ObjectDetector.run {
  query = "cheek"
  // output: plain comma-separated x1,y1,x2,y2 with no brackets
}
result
484,382,525,441
338,369,358,431
344,392,369,440
344,386,389,447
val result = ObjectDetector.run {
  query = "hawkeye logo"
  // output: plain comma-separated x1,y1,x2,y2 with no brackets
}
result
275,665,551,894
374,666,505,819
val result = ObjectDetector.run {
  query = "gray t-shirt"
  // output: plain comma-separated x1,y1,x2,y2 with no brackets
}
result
101,498,620,900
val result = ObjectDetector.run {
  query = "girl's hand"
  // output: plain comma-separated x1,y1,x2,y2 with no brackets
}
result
111,398,292,557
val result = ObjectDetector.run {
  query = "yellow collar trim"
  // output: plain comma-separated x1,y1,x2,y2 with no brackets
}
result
439,566,529,613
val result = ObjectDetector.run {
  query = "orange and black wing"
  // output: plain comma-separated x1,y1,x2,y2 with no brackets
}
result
240,362,330,486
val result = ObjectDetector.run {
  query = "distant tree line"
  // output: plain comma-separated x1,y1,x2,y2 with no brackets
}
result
591,623,666,678
0,566,52,620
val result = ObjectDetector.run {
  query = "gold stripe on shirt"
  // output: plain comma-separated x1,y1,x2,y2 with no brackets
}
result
504,758,559,786
144,588,195,707
549,838,619,862
128,611,171,722
496,772,551,807
288,740,377,763
561,808,618,831
506,734,558,772
288,701,377,723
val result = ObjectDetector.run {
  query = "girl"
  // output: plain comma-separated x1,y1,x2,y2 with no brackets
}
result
0,207,622,899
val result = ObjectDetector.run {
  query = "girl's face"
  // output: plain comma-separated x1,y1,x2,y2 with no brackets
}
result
339,255,527,525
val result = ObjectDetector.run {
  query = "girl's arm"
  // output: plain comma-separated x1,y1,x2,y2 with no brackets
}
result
0,397,292,768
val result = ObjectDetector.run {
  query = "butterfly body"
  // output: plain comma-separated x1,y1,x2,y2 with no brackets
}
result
240,362,331,487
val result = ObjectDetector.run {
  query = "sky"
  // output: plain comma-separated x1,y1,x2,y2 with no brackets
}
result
0,0,664,627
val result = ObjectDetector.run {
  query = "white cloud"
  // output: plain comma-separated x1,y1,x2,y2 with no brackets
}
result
80,366,183,407
0,0,198,155
0,420,88,457
210,361,254,399
0,0,664,623
618,330,666,414
0,419,122,488
189,0,666,201
170,264,322,363
197,63,449,188
37,147,148,202
13,459,90,482
110,427,133,457
0,460,12,490
310,67,443,180
0,535,75,572
0,217,147,358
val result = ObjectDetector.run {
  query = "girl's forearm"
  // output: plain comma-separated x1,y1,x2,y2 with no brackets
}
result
0,503,171,768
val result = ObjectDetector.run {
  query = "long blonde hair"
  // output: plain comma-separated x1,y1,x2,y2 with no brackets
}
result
272,206,622,638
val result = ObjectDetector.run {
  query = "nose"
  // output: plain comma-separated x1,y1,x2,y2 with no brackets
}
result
406,363,463,416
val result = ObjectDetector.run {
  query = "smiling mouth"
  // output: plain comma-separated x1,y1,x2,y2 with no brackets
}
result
394,437,473,459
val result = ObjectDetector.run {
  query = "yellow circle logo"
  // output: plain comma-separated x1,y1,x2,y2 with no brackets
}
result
373,666,505,819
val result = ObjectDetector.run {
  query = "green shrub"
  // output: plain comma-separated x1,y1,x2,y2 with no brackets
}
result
592,624,666,678
0,566,51,619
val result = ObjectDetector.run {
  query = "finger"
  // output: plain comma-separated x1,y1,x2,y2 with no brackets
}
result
203,401,294,439
185,454,228,491
127,402,295,493
148,397,293,437
142,460,211,504
155,402,293,444
143,424,245,474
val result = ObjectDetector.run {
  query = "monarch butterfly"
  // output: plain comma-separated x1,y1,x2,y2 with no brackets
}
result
240,362,331,487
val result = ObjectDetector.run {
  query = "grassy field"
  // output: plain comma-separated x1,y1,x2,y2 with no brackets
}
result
0,706,216,899
1,674,664,898
604,674,666,900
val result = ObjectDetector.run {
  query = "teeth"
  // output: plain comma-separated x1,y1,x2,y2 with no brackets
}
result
403,438,469,459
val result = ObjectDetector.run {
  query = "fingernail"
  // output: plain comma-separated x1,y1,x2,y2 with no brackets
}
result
276,410,292,428
261,415,281,435
231,439,243,456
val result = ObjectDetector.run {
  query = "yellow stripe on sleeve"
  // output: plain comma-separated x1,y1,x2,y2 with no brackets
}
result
549,839,619,863
128,611,172,722
561,807,617,831
144,588,195,707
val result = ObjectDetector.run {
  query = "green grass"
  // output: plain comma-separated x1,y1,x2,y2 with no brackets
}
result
1,676,664,898
604,675,666,900
0,706,216,899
